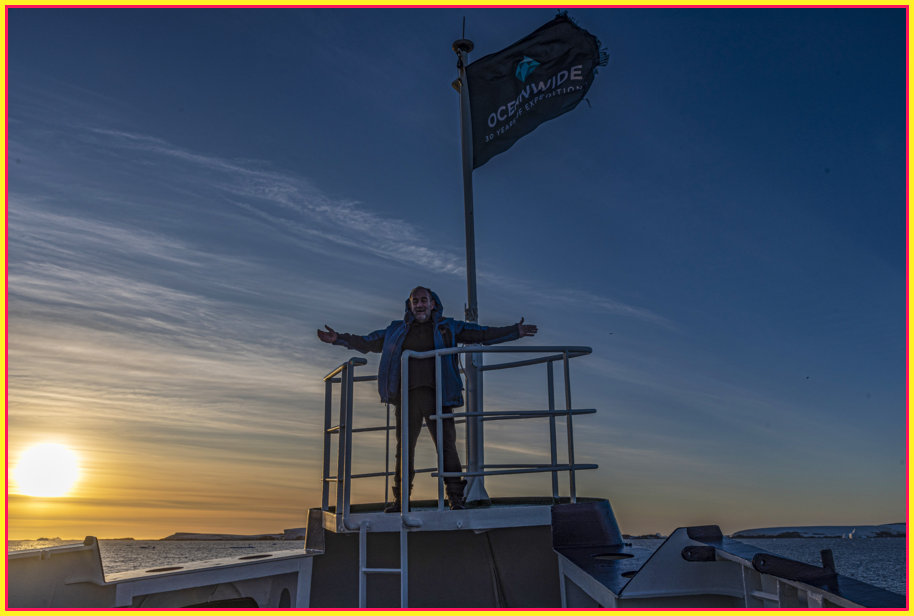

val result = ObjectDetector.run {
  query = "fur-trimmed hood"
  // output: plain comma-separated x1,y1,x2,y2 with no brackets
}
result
403,287,444,323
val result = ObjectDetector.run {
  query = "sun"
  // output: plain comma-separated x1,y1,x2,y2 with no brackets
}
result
13,443,81,497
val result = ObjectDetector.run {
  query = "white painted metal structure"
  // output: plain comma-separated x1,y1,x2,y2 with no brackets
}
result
7,537,315,608
319,345,597,606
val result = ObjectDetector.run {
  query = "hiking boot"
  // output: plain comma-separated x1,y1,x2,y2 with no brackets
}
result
384,500,405,513
383,486,409,513
446,481,467,510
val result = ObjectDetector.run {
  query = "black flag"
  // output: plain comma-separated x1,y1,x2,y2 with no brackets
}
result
466,15,607,168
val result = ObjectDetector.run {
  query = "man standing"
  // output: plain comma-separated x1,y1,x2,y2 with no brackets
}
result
317,286,537,511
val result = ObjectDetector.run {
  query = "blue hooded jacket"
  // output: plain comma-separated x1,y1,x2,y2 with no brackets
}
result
333,289,520,406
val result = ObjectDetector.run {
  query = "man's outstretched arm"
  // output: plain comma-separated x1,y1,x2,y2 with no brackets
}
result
317,325,385,354
457,317,538,345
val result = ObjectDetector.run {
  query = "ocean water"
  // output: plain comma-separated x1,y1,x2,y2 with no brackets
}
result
735,537,907,596
9,536,907,596
628,537,906,596
8,539,307,576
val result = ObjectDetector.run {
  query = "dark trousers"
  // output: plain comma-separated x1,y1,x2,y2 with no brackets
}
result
393,387,463,490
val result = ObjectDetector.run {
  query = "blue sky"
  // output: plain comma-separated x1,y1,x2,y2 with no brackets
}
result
6,7,906,538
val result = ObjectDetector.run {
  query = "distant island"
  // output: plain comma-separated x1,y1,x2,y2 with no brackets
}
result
159,528,307,541
621,523,906,541
731,523,905,539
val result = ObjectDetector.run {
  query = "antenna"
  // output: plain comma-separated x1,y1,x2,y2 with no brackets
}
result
462,16,466,39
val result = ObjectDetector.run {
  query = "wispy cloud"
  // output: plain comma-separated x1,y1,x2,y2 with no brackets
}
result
84,127,470,276
484,276,676,331
17,117,670,328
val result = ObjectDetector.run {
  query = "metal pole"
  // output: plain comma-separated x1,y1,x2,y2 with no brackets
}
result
358,522,368,608
399,354,411,608
384,402,390,503
435,353,445,510
453,37,489,505
400,352,411,513
547,361,559,501
453,39,478,322
563,353,576,503
399,523,409,607
335,366,348,516
344,362,356,520
322,380,333,511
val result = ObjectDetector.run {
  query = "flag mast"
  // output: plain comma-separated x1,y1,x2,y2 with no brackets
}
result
450,15,605,505
454,37,479,324
452,35,489,505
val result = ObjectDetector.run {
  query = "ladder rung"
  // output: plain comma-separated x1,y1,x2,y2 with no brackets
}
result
362,568,402,574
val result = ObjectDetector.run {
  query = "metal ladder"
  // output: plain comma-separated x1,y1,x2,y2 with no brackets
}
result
357,520,409,608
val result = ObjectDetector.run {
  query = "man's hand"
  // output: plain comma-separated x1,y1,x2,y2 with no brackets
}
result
518,317,538,338
317,325,339,344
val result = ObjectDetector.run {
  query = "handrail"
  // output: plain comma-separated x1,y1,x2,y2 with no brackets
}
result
399,345,593,511
321,357,367,517
323,357,367,381
321,345,596,524
403,344,591,364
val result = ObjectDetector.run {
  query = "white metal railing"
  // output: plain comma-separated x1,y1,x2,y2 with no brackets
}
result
400,345,597,512
320,345,598,526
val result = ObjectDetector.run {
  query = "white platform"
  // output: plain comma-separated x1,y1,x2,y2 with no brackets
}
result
323,502,554,534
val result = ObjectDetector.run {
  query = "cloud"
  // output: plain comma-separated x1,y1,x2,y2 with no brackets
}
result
83,127,470,276
16,115,671,329
480,272,676,329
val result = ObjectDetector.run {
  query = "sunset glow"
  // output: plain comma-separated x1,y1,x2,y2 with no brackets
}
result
13,444,81,498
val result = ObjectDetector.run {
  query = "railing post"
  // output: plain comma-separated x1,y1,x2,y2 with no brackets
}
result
464,351,488,504
435,354,446,510
397,353,412,609
322,380,333,511
547,360,559,501
563,352,576,503
335,365,349,516
384,402,391,502
400,352,411,513
344,361,356,521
